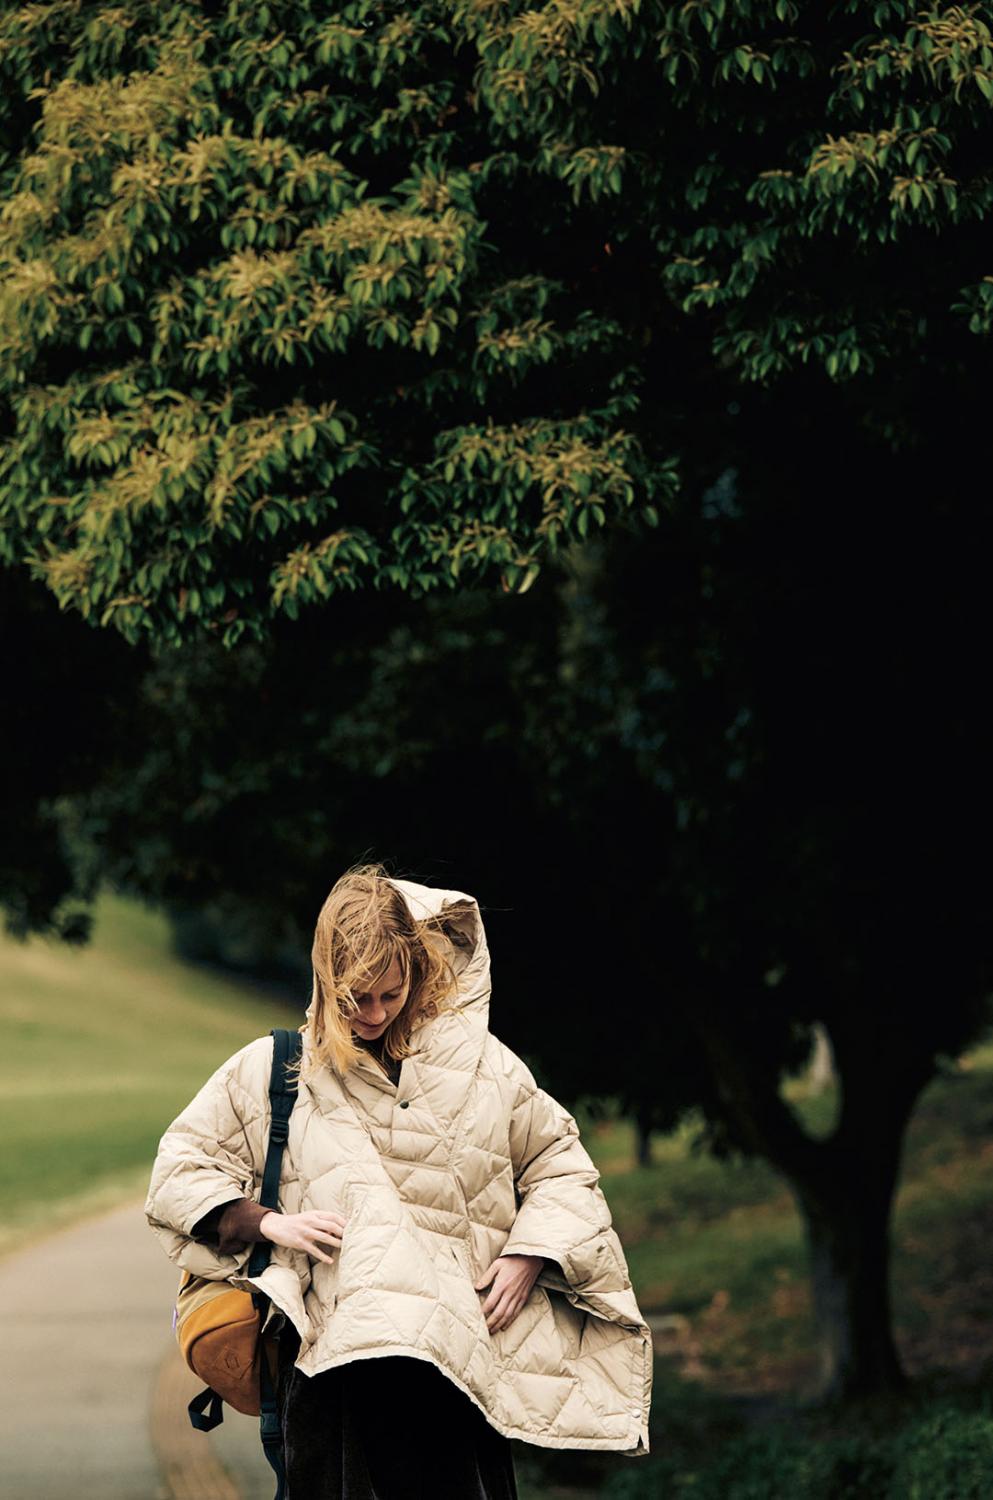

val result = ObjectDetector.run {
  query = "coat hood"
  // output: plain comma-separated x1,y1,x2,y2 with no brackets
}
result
390,876,491,1016
303,876,492,1027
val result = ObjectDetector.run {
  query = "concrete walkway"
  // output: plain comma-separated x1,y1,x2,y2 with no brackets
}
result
0,1199,273,1500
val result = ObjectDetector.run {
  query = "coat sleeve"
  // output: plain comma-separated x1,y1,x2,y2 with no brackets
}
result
498,1046,632,1295
144,1036,272,1281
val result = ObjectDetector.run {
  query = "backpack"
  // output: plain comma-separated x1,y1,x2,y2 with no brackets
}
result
173,1027,302,1500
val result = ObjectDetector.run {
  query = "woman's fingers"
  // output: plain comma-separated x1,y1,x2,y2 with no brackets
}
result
308,1212,346,1230
486,1289,518,1331
313,1231,343,1250
481,1283,502,1316
479,1264,540,1330
481,1267,521,1325
297,1211,346,1262
303,1229,343,1259
473,1259,499,1292
488,1296,521,1333
305,1234,337,1255
260,1212,346,1266
484,1271,521,1307
310,1220,345,1240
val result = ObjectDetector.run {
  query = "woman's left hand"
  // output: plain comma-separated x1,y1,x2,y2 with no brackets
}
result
474,1254,545,1333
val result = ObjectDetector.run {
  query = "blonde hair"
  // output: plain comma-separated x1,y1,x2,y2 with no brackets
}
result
293,861,465,1079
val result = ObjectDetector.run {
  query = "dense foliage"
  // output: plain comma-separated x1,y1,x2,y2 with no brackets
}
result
3,1,993,643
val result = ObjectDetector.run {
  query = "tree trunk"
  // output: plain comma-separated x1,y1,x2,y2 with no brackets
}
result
635,1107,653,1168
788,1021,935,1401
791,1144,906,1399
690,1004,932,1401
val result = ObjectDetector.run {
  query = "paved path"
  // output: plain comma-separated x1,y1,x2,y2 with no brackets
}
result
0,1199,273,1500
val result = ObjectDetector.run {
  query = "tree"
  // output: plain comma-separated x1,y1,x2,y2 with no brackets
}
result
43,426,993,1399
541,429,993,1400
2,2,993,642
3,0,993,1399
0,0,674,644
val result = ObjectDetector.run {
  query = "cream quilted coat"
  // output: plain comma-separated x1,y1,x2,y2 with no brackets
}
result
145,878,652,1453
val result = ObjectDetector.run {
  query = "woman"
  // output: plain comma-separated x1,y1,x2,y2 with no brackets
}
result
145,864,652,1497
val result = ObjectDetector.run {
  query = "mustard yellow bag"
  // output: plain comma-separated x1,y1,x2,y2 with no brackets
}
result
175,1267,278,1416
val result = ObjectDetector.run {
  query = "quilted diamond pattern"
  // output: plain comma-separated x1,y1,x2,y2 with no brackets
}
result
145,879,651,1454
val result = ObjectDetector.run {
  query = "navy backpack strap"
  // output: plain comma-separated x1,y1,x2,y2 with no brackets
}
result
253,1027,302,1500
258,1345,285,1500
187,1386,224,1432
248,1027,302,1277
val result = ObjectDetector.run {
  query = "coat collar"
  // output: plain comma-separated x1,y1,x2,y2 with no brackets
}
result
302,1007,489,1139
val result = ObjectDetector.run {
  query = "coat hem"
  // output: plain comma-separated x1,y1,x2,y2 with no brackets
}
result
293,1343,650,1455
240,1272,309,1344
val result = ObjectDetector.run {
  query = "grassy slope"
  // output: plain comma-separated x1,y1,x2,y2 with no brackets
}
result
0,891,299,1258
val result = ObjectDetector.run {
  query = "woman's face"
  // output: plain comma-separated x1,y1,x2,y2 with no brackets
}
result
348,956,408,1041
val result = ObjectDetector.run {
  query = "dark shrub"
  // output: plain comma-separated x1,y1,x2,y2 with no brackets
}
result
889,1408,993,1499
604,1428,893,1499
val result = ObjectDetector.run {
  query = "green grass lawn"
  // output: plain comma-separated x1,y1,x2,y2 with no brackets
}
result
0,891,299,1257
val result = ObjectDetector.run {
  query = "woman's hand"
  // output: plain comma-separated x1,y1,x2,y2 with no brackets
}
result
260,1210,346,1265
474,1254,545,1333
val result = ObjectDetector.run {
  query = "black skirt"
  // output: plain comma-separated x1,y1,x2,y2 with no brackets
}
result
276,1322,519,1500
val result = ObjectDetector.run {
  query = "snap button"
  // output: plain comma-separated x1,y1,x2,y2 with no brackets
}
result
398,1100,410,1109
